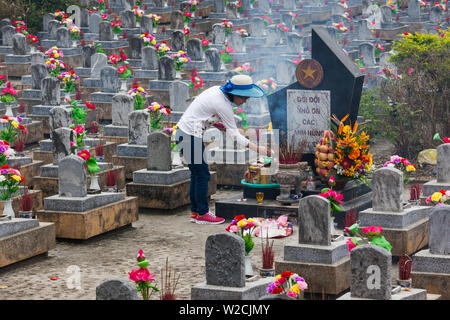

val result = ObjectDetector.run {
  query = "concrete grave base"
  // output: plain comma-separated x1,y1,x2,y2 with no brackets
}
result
283,239,350,265
411,271,450,300
275,256,350,296
5,61,31,78
372,26,409,41
43,192,125,212
359,206,430,229
0,221,55,268
360,217,429,256
112,155,147,180
104,125,128,138
337,288,436,300
191,277,274,300
132,168,190,185
15,121,44,146
36,196,138,240
126,172,217,210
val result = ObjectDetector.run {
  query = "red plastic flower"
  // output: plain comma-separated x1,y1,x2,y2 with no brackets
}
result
234,215,246,221
73,126,85,134
128,268,156,282
443,137,450,143
85,101,96,110
77,150,91,161
281,271,293,278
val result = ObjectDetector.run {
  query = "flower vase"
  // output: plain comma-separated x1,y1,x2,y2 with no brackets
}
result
71,40,78,48
64,91,71,101
163,1,168,7
19,210,33,218
334,178,349,190
120,79,127,92
5,103,14,117
113,33,119,40
30,46,37,54
171,151,182,167
258,267,275,277
136,21,141,28
2,199,15,218
89,175,101,192
175,70,182,79
244,255,254,277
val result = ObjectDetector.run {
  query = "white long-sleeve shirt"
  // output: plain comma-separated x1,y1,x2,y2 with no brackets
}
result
176,86,250,147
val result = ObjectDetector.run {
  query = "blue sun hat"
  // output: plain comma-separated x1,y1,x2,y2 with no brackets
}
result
220,75,265,98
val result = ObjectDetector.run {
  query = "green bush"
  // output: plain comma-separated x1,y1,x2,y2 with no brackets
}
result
359,31,450,160
0,0,86,35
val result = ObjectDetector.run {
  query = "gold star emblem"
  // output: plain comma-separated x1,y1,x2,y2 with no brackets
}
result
302,65,317,80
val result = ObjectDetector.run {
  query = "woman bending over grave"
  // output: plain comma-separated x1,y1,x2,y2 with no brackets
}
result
176,75,271,225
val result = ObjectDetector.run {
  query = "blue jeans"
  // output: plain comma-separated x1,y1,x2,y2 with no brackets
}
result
176,130,210,215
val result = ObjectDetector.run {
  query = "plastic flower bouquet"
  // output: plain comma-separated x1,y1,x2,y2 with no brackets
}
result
234,62,254,76
187,0,199,12
45,58,66,77
147,102,171,130
276,23,289,34
331,114,374,186
318,187,343,216
141,32,156,47
0,116,27,145
155,42,171,58
128,249,159,300
71,124,87,150
68,26,81,42
374,43,384,57
128,85,148,110
189,70,204,92
170,51,191,71
233,107,248,130
118,63,133,79
256,78,277,95
183,11,193,24
54,10,68,22
0,82,17,105
0,164,24,200
219,42,234,63
345,223,392,252
222,19,233,36
0,140,13,166
200,38,210,51
112,18,123,35
148,13,161,28
108,54,121,66
236,27,249,41
58,70,79,93
26,34,39,47
45,46,64,59
183,27,191,40
426,190,450,206
66,98,87,124
77,149,101,176
98,0,106,12
132,6,144,23
266,271,308,299
383,155,416,184
225,215,259,255
260,15,272,26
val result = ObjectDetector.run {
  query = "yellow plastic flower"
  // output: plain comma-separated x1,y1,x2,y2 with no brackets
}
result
406,165,416,172
431,192,442,202
11,175,21,181
54,53,59,58
247,218,255,223
290,284,300,294
138,87,144,92
237,219,247,228
275,274,281,280
11,121,18,128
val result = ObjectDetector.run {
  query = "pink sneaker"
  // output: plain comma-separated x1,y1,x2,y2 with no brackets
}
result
196,212,225,225
190,212,199,223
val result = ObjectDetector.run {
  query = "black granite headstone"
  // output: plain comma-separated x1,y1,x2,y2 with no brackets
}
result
267,26,364,145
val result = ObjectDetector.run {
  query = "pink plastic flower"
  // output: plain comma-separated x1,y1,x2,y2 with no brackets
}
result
128,268,156,282
287,290,297,298
362,225,382,237
297,281,308,291
346,238,357,252
137,249,145,260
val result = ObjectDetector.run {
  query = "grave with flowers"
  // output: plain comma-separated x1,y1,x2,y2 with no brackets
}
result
191,232,273,299
103,92,136,144
410,204,450,299
4,33,33,79
358,167,431,256
371,5,410,40
31,104,124,197
274,195,351,297
0,24,14,59
337,243,438,300
126,130,216,209
36,154,138,239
